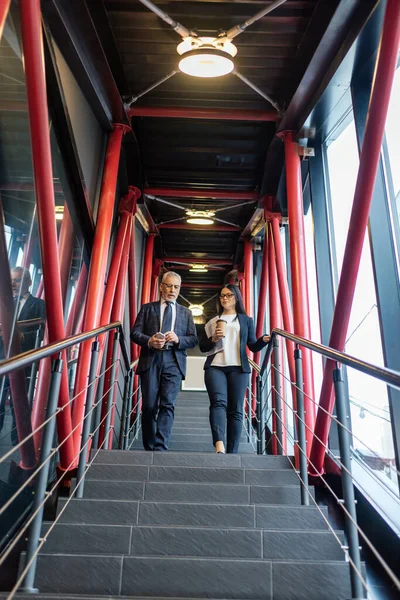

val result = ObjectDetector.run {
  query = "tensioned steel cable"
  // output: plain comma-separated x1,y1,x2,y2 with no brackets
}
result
272,409,400,595
0,396,118,575
271,362,400,480
0,379,119,517
271,385,400,524
0,359,119,466
6,404,118,599
272,365,400,482
272,426,374,599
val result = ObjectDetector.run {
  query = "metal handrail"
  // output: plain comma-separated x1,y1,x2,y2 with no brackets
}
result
248,358,261,373
260,328,400,389
0,321,125,376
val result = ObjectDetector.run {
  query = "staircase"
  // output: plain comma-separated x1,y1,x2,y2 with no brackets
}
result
16,391,352,599
130,391,256,453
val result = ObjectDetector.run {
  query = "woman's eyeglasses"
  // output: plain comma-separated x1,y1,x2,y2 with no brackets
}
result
219,293,235,300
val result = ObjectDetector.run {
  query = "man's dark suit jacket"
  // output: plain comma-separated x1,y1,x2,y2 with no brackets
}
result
131,301,198,378
200,313,267,373
0,294,46,360
18,294,46,353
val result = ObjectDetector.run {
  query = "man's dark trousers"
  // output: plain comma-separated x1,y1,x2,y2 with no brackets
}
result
140,349,182,451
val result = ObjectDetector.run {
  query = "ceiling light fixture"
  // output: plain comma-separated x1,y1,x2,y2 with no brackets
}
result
189,264,208,273
189,304,204,317
186,209,215,225
55,206,64,221
177,37,237,78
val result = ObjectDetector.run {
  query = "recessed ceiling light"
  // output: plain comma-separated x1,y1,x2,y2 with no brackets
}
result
189,264,208,273
55,206,64,221
186,209,215,225
177,37,237,78
189,304,204,316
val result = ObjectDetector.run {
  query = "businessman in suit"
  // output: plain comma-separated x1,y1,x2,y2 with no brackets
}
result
131,271,198,451
11,266,46,353
0,267,46,444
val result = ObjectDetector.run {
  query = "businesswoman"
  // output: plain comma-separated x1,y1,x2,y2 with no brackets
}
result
200,284,269,454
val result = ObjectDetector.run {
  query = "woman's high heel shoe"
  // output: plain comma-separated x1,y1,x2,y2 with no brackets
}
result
215,441,225,454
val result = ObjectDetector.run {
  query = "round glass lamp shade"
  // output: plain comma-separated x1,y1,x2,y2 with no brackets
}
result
186,209,215,225
177,37,237,78
179,49,234,78
186,216,214,225
189,304,204,317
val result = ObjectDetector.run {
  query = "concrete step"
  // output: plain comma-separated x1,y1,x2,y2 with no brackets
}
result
129,440,256,453
31,554,352,598
169,433,250,442
85,464,299,485
57,498,329,530
80,479,309,505
40,523,343,560
90,450,293,469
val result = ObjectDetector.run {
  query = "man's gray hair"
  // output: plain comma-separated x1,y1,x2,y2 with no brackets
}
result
11,266,32,280
161,271,181,284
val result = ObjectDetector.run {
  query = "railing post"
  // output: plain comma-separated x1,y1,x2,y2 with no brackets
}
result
75,340,100,499
246,385,252,442
333,366,365,600
133,387,141,439
91,352,106,450
102,331,120,449
273,336,283,455
21,355,63,593
294,347,309,506
28,326,44,405
256,374,263,455
122,370,134,450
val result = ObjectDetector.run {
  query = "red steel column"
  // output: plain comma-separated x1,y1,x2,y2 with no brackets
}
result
243,239,254,317
96,188,139,364
150,259,163,303
20,0,75,469
271,218,296,398
282,131,315,452
32,207,73,455
267,231,277,455
101,215,133,449
310,0,400,475
141,234,155,306
255,225,269,342
253,220,269,406
65,264,88,336
244,239,255,411
72,123,128,450
0,201,35,468
0,0,11,40
129,218,138,361
268,227,287,454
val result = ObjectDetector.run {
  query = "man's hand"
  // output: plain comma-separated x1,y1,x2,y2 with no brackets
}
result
149,334,166,349
262,335,270,343
164,331,179,344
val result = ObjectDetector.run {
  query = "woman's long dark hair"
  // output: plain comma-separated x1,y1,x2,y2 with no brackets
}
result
216,284,247,317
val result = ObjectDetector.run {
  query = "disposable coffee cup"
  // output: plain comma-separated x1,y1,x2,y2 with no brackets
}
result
216,319,227,337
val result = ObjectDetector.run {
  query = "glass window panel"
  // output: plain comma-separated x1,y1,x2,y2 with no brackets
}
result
325,119,397,493
304,206,323,400
384,66,400,274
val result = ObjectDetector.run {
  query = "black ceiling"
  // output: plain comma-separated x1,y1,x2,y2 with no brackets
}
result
102,0,343,314
0,0,378,319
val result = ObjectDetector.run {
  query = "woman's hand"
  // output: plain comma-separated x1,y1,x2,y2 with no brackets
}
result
262,335,270,343
212,326,224,343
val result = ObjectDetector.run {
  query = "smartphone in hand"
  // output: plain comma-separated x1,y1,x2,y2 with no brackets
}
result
154,332,165,339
